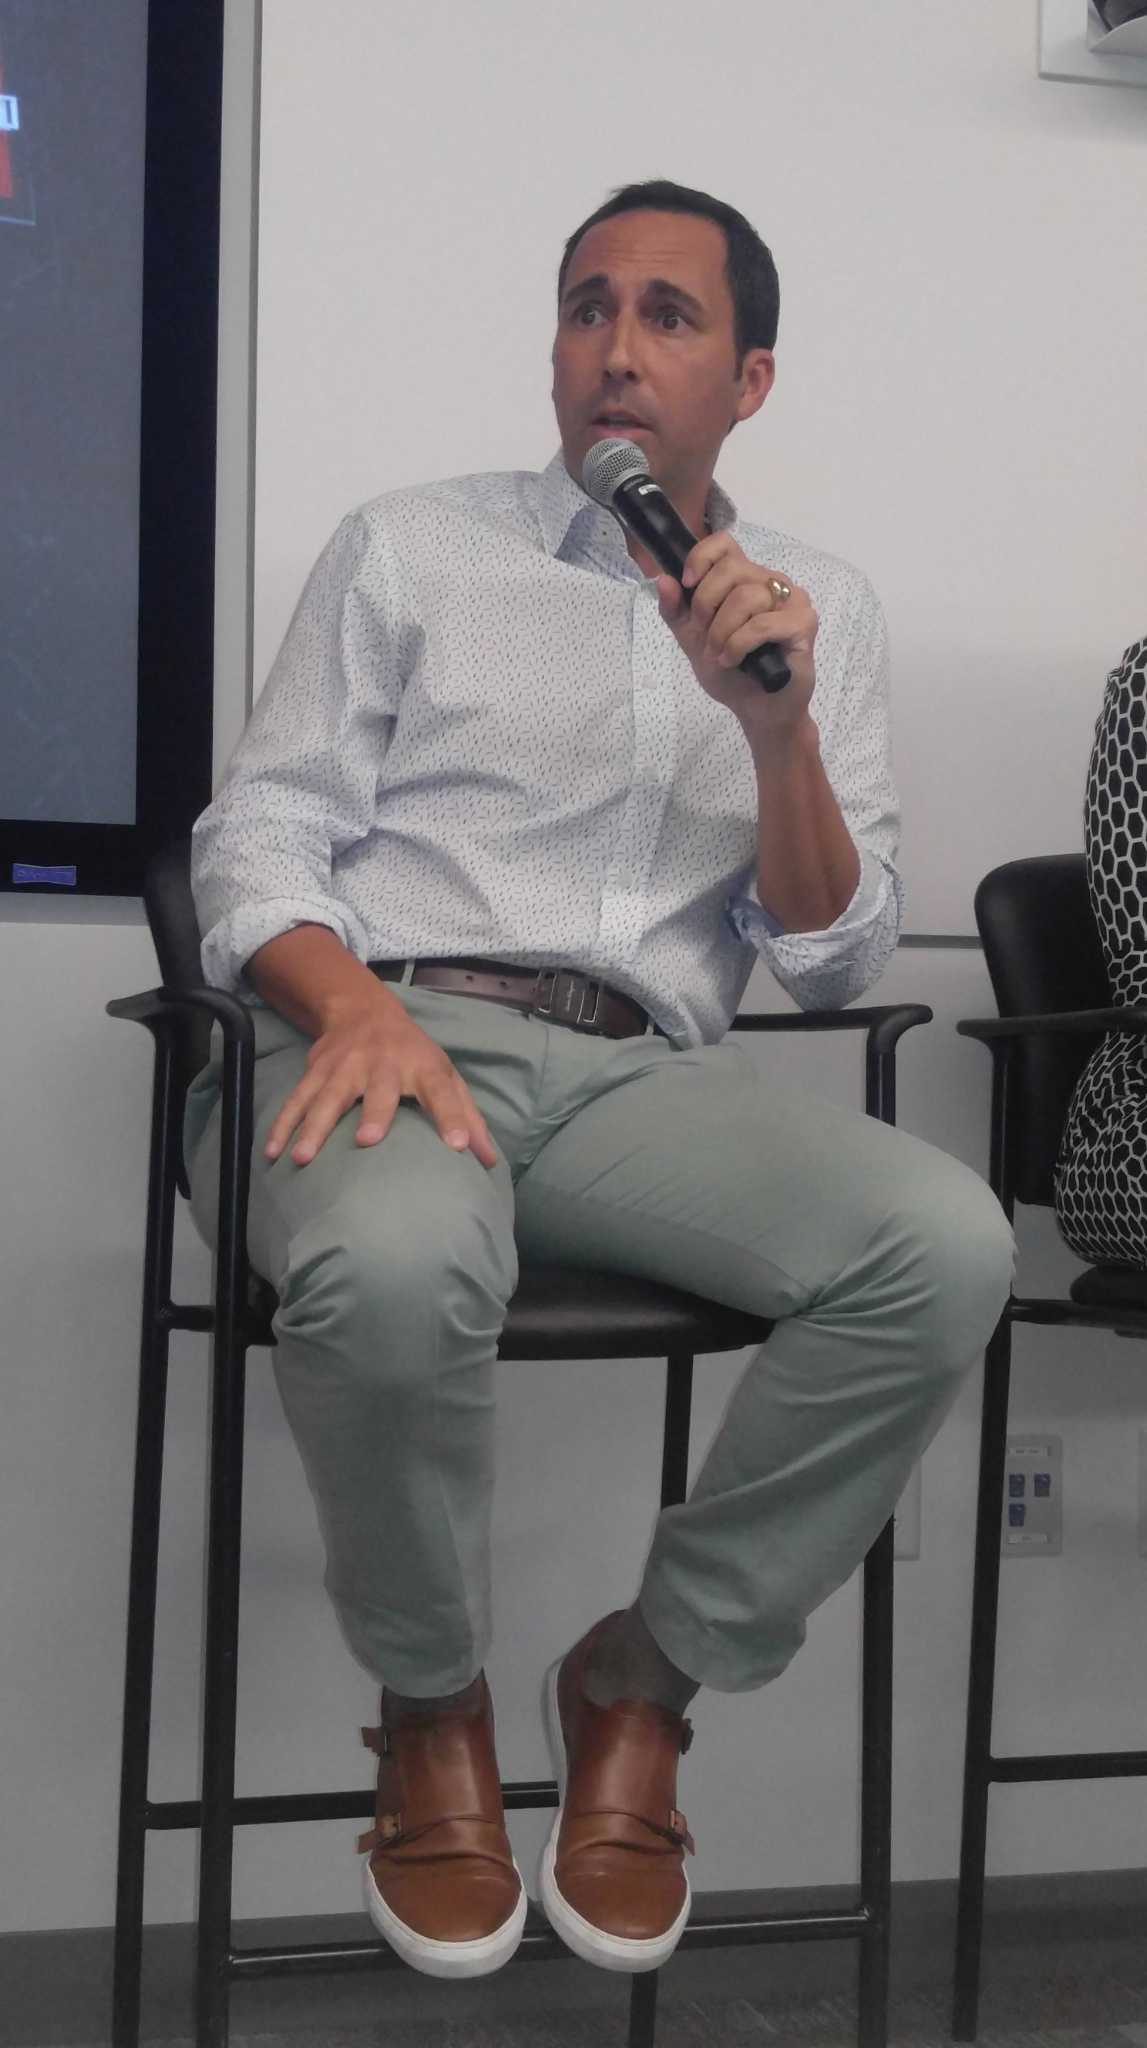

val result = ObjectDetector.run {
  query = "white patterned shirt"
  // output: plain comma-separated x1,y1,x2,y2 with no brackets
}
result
193,451,902,1045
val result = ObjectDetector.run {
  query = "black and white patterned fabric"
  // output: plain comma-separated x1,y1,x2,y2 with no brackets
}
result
1055,635,1147,1267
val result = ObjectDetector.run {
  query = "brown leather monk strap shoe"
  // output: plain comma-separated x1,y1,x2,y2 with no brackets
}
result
540,1616,695,1972
358,1677,526,1978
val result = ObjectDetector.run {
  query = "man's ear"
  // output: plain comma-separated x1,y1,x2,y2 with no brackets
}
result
733,348,775,427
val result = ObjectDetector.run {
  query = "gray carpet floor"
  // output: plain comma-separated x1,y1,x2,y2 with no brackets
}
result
185,2012,1147,2048
11,1877,1147,2048
29,2019,1147,2048
23,1994,1147,2048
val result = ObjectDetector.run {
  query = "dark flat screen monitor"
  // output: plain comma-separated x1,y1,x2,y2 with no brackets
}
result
0,0,223,896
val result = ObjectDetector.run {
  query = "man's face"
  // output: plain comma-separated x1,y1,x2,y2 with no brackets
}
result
551,209,774,511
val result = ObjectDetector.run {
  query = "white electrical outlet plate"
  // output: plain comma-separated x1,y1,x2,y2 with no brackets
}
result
1039,0,1147,86
1003,1433,1062,1557
1138,1427,1147,1558
893,1461,922,1560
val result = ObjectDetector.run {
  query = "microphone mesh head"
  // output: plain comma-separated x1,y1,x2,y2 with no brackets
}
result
582,436,650,506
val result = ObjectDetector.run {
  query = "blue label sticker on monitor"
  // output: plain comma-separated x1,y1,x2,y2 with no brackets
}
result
12,863,78,887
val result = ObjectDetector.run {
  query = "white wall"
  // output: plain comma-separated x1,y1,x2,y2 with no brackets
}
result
2,0,1146,1939
253,0,1147,933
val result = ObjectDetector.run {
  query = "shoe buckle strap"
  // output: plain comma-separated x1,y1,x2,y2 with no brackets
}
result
356,1810,404,1854
633,1807,695,1856
585,1804,696,1857
667,1807,696,1855
358,1808,501,1857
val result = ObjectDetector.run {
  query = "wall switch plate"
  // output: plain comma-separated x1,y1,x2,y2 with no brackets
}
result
1002,1433,1062,1557
1039,0,1147,86
893,1460,922,1560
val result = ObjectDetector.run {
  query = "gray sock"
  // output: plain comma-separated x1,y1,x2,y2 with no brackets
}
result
582,1605,699,1716
381,1673,485,1729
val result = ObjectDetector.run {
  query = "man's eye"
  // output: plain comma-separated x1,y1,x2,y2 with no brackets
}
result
658,308,684,331
575,303,603,326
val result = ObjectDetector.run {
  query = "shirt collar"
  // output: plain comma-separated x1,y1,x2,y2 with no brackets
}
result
537,447,739,562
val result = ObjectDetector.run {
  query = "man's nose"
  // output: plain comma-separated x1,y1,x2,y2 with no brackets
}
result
603,309,641,380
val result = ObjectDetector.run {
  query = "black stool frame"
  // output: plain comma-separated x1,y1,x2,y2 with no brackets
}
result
109,936,930,2048
951,854,1147,2040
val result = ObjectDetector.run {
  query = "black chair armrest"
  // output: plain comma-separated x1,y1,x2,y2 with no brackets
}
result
957,1005,1147,1212
732,1003,932,1051
107,984,256,1045
730,1003,933,1126
108,983,255,1221
957,1006,1147,1044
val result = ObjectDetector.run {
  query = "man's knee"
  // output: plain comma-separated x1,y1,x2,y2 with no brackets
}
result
273,1197,517,1399
885,1160,1013,1376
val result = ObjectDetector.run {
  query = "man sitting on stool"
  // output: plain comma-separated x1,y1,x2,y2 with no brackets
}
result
186,178,1013,1981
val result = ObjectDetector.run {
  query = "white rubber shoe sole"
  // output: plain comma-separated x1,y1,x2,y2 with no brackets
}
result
538,1658,691,1974
362,1853,527,1979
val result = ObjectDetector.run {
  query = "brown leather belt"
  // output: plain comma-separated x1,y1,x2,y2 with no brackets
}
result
369,957,657,1038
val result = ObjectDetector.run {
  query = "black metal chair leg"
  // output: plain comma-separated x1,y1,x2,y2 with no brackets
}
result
660,1351,694,1511
195,1328,248,2048
857,1518,894,2048
952,1315,1013,2041
113,1033,182,2048
112,1341,172,2048
628,1969,660,2047
620,1352,697,2048
195,1029,255,2048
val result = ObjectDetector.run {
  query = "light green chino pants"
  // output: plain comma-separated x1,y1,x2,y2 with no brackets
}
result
185,988,1013,1696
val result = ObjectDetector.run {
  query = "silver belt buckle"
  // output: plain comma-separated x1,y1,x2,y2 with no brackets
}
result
532,969,603,1031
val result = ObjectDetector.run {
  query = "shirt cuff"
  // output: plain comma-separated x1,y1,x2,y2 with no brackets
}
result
199,896,373,994
725,850,903,1010
726,849,888,952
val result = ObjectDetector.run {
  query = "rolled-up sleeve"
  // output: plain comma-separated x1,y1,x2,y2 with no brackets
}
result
192,510,412,992
725,571,903,1009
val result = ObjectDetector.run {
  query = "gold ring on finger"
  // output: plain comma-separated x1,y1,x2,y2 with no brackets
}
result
768,577,792,604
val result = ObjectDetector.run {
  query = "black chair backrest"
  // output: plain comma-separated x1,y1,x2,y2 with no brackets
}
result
143,837,214,1111
974,854,1110,1207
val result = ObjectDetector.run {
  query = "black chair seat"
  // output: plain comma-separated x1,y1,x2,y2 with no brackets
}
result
1069,1262,1147,1312
247,1263,772,1360
500,1264,772,1360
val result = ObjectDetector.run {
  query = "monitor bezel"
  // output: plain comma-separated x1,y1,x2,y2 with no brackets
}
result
0,0,223,899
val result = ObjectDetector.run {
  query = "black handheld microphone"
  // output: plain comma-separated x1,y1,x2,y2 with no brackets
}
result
582,438,791,693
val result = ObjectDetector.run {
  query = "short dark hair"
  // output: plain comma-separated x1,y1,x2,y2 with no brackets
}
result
557,179,780,361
